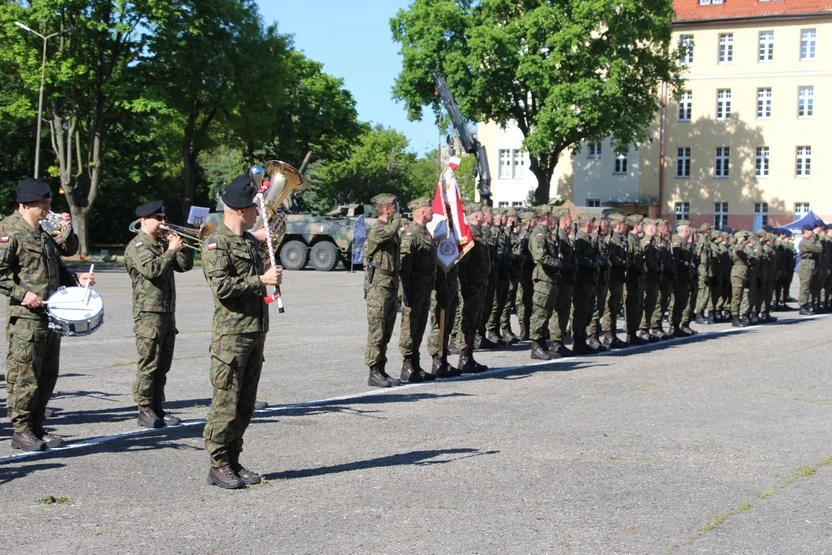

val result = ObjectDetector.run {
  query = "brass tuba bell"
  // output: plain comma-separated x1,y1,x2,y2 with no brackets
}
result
40,211,72,244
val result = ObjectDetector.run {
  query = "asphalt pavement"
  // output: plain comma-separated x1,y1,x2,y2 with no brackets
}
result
0,269,830,554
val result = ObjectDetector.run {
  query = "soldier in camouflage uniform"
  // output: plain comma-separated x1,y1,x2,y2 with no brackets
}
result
476,207,501,348
586,216,609,351
549,208,574,356
571,214,599,355
711,232,729,321
125,200,193,429
500,209,522,343
818,225,832,312
744,235,761,324
201,176,282,489
730,231,751,327
456,203,490,373
602,213,628,349
398,197,437,383
625,215,647,345
797,224,822,315
362,193,403,388
693,224,714,324
755,231,777,322
0,179,94,452
428,263,460,379
668,220,695,337
529,205,561,360
515,211,536,340
487,208,512,344
773,233,790,310
638,219,660,342
652,220,674,340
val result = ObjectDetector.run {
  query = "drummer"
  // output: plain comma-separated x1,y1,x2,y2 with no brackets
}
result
0,178,95,451
124,200,193,428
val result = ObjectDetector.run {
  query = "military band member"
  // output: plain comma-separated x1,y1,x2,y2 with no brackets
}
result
0,179,94,451
201,175,283,489
125,200,194,428
398,197,437,382
529,205,561,360
364,193,403,387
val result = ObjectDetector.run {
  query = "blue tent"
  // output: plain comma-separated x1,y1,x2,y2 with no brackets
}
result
780,210,826,232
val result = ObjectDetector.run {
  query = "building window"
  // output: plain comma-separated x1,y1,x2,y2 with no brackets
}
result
512,149,524,178
512,201,523,207
718,33,733,63
798,86,813,117
757,88,772,119
755,203,769,226
715,146,729,177
499,149,511,178
714,202,728,229
586,199,601,207
680,35,694,65
613,153,627,174
587,143,601,158
801,29,816,60
795,202,810,218
716,89,731,121
678,90,692,121
759,31,774,61
755,147,770,177
676,147,691,178
675,202,690,222
796,146,811,176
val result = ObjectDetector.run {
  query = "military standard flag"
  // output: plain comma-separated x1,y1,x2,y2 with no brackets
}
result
427,157,475,272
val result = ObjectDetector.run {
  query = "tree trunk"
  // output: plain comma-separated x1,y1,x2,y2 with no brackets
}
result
69,204,88,258
529,156,551,205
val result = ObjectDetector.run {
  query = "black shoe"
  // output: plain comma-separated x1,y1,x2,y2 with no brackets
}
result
628,334,648,346
153,403,182,426
530,340,552,360
400,359,414,382
459,352,487,373
671,327,689,339
587,335,605,352
680,325,697,336
138,409,164,429
485,331,507,346
37,431,64,448
608,335,627,349
500,328,520,344
551,342,573,357
230,462,262,485
799,307,814,316
208,465,246,489
432,356,453,378
572,340,597,355
11,430,45,452
732,316,747,328
695,314,708,325
476,335,499,350
254,401,268,410
649,329,666,341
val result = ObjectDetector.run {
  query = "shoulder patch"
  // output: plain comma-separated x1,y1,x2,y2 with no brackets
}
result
0,237,8,243
406,232,412,236
208,243,218,250
135,241,143,248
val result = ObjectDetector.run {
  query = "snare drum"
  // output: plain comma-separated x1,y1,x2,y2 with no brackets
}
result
45,286,105,337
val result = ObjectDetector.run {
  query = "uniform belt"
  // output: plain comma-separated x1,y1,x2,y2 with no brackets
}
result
374,267,395,277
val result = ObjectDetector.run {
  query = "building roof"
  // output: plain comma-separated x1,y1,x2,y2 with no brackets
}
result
674,0,832,24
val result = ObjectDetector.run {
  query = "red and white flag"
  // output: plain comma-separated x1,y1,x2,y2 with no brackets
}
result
427,157,475,272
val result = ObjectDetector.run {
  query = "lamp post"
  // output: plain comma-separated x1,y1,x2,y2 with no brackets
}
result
14,21,75,179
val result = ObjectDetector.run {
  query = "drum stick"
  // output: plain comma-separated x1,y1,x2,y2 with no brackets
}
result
84,264,94,304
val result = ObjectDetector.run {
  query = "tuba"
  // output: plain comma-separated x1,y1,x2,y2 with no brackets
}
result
252,160,307,250
40,211,72,244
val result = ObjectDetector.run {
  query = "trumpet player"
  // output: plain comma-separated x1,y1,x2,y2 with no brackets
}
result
124,200,193,428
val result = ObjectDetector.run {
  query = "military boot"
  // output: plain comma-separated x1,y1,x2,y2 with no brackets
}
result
448,337,459,355
208,464,246,489
476,334,499,350
519,325,530,341
400,358,414,382
608,333,627,349
572,338,596,356
649,328,666,341
485,330,506,346
413,354,436,381
138,408,164,429
229,453,262,485
153,400,181,427
11,430,45,452
530,340,552,360
637,329,654,343
432,355,453,378
628,333,648,346
587,334,605,352
501,327,520,344
749,314,760,325
680,325,697,336
368,365,397,388
34,429,64,448
459,350,487,374
551,342,573,357
671,326,689,338
599,332,613,348
732,316,747,328
694,313,708,325
799,306,814,316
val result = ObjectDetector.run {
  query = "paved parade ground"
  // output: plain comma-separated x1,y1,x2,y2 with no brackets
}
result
0,269,830,554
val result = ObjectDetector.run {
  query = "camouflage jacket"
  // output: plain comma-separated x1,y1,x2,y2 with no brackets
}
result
574,230,597,280
0,211,78,321
627,233,645,279
399,221,436,297
459,224,491,288
608,232,629,279
798,235,822,268
554,227,576,281
201,222,268,335
671,234,693,278
641,235,660,275
730,242,749,279
124,231,193,317
657,235,673,276
529,223,561,284
365,215,401,282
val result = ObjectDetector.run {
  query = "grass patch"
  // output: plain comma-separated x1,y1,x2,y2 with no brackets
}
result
37,496,73,505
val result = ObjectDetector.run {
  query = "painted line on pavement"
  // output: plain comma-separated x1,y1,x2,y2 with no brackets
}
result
0,313,827,467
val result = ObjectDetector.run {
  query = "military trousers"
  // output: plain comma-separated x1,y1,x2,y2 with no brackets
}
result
683,278,697,325
204,331,266,468
529,279,556,342
427,283,459,358
487,271,510,333
5,317,60,434
695,277,711,314
640,274,659,331
745,274,758,315
730,275,748,316
670,278,691,328
587,279,607,338
712,276,725,311
798,262,814,307
133,312,176,410
602,277,625,334
652,277,673,330
364,276,399,367
501,271,520,330
458,282,487,352
399,286,432,359
571,278,595,342
516,268,534,334
625,275,645,335
550,278,574,343
478,278,497,335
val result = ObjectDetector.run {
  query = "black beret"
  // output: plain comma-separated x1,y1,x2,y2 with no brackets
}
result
222,175,257,209
16,178,52,203
802,224,814,232
135,200,165,218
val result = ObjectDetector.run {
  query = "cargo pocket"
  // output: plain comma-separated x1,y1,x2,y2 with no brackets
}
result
209,341,236,390
10,328,34,364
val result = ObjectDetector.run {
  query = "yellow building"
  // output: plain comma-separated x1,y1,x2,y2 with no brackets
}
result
478,0,832,228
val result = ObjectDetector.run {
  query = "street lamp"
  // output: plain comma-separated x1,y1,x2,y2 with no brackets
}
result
14,21,75,179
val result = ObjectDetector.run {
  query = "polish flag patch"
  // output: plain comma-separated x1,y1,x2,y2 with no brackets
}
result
136,242,143,248
208,243,218,250
0,237,8,243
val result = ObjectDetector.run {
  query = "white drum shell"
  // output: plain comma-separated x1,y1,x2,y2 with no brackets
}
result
45,286,105,337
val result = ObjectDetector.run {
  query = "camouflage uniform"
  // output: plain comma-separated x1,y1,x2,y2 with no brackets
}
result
730,235,751,319
0,212,79,435
487,218,511,339
477,209,499,340
693,227,713,319
653,225,674,335
398,221,436,367
571,221,598,350
639,231,661,337
364,214,402,368
457,222,491,353
602,223,628,342
515,216,536,338
500,219,522,338
585,226,608,343
124,231,193,413
550,224,575,347
528,211,561,347
668,231,693,332
427,265,459,359
201,223,269,468
798,232,822,309
625,225,645,339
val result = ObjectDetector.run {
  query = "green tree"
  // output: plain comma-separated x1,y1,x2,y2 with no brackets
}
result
391,0,683,204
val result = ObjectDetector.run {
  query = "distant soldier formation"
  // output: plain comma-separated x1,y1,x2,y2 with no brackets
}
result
365,194,832,386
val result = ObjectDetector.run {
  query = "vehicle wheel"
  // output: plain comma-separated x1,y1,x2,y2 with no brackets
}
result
279,240,309,271
310,241,339,271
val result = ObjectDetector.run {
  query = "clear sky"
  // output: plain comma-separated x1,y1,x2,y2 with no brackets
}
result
258,0,440,156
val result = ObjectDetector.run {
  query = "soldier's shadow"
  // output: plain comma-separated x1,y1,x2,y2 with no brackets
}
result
263,447,499,481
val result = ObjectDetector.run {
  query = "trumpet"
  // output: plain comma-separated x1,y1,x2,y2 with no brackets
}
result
128,219,216,252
